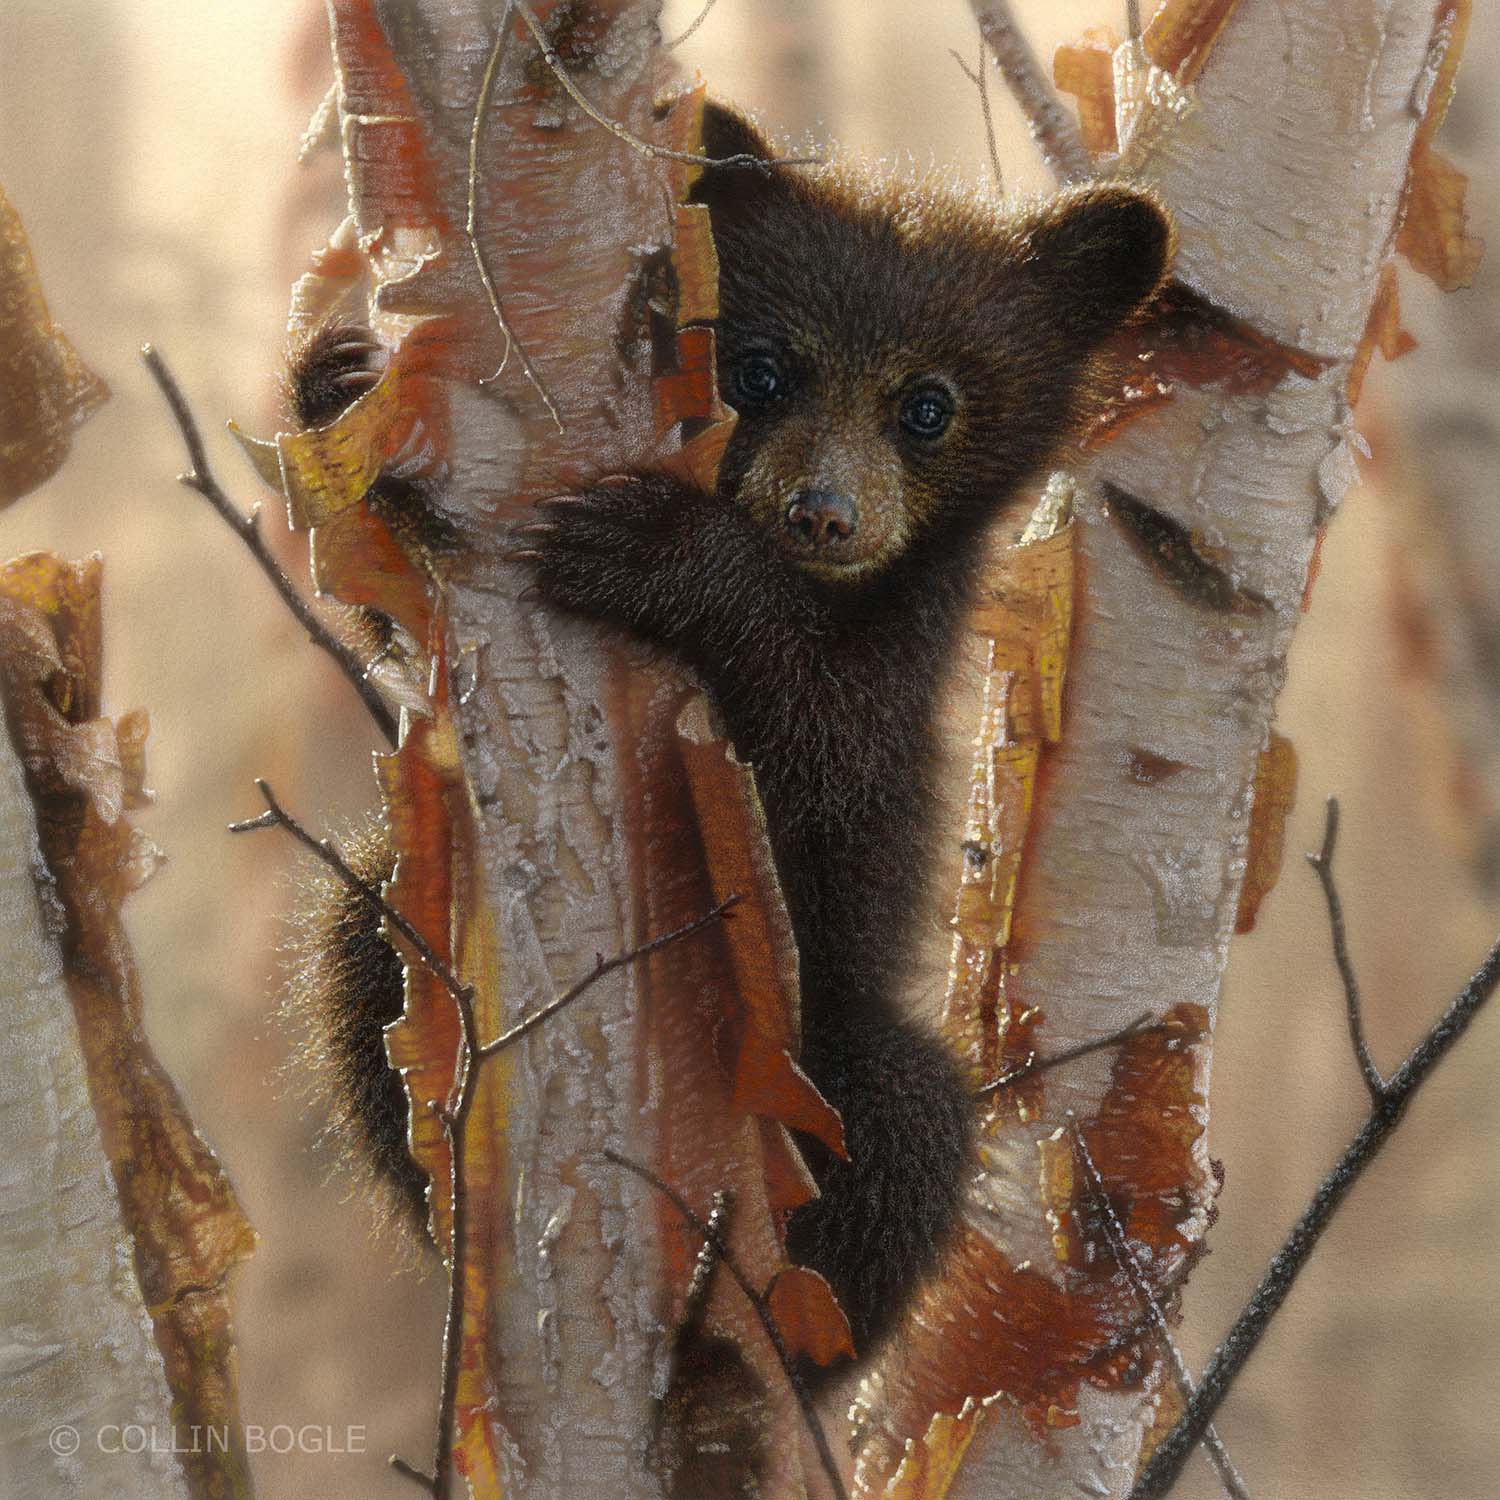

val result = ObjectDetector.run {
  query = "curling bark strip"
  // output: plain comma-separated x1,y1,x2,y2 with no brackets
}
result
0,185,109,505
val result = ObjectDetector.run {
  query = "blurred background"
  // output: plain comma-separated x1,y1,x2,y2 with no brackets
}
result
1,1,1496,1496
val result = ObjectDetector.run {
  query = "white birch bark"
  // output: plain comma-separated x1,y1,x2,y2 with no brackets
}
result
941,1,1453,1494
0,712,187,1500
434,16,680,1490
325,4,813,1495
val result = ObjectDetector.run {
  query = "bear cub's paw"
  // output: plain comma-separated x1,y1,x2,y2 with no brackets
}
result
508,473,719,627
286,322,388,430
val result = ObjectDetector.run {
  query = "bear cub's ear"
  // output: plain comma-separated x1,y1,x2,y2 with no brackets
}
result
1021,182,1176,344
699,100,776,165
691,101,797,223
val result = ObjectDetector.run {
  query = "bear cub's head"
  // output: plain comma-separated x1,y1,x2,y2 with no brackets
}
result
692,104,1175,583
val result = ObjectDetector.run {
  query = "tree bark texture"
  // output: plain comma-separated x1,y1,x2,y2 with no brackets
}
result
0,616,187,1500
852,2,1472,1496
2,188,254,1500
275,3,838,1494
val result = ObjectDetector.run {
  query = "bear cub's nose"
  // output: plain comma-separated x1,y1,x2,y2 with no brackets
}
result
785,490,857,549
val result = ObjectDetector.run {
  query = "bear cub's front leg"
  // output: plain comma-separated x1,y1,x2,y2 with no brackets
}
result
513,474,799,664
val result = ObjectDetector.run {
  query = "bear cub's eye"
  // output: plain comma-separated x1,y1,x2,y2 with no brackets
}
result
899,383,956,440
729,354,784,408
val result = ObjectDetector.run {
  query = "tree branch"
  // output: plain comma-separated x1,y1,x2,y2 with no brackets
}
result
467,5,564,428
141,345,400,747
603,1150,849,1500
1306,796,1386,1102
667,0,719,49
1128,902,1500,1497
1069,1124,1250,1500
229,778,472,1016
968,0,1093,183
682,1188,733,1330
974,1012,1159,1100
476,895,739,1059
512,0,815,172
949,40,1004,193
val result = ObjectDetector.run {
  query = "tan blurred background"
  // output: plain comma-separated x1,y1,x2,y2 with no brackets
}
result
1,2,1496,1496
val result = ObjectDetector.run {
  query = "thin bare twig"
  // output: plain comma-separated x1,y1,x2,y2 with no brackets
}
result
233,776,478,1495
234,780,742,1494
229,782,475,1500
230,778,470,1011
603,1150,849,1500
1306,796,1386,1103
427,973,476,1499
969,0,1093,183
142,345,400,747
682,1188,733,1330
974,1011,1159,1099
468,5,565,431
949,41,1004,192
668,0,720,48
475,895,739,1059
1128,921,1500,1498
1126,0,1144,43
951,54,982,85
511,0,816,172
1069,1124,1250,1500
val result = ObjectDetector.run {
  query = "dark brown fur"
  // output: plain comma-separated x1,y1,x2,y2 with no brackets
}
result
522,108,1173,1355
284,102,1173,1366
282,824,428,1234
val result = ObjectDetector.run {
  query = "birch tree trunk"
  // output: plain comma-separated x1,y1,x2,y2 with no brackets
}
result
277,4,836,1495
2,187,253,1500
852,1,1473,1496
0,673,187,1500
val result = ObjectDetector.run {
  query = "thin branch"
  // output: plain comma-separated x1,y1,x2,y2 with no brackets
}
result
511,0,816,173
141,345,400,747
975,39,1003,194
1126,0,1144,44
468,5,565,431
1069,1124,1250,1500
949,40,1004,192
229,778,472,1011
969,0,1093,183
1128,927,1500,1500
603,1150,849,1500
682,1188,734,1330
668,0,720,48
975,1011,1159,1100
476,894,740,1058
427,991,477,1500
230,775,739,1067
1306,796,1386,1102
230,781,470,1498
419,890,733,1496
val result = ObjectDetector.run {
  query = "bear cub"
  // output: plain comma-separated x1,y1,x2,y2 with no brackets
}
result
288,102,1173,1365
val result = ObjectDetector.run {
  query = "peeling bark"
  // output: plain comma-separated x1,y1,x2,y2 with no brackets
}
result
0,556,255,1500
280,3,824,1494
0,654,188,1500
853,2,1472,1496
